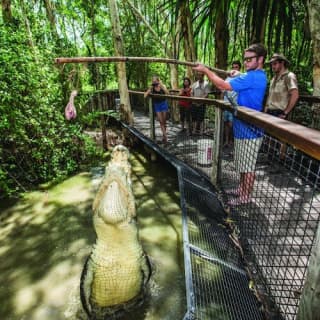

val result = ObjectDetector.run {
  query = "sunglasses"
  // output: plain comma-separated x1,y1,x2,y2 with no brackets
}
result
243,55,258,63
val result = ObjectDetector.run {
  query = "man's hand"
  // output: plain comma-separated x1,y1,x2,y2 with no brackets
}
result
228,70,241,77
192,63,207,73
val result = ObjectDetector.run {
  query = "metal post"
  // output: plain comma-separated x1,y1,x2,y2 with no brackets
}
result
211,106,222,186
98,92,107,149
149,98,155,140
177,168,196,320
297,220,320,320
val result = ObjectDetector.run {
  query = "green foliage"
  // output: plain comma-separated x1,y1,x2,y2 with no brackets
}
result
81,110,120,128
0,24,101,197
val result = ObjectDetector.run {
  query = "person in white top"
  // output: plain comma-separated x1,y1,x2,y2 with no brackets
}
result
191,72,211,135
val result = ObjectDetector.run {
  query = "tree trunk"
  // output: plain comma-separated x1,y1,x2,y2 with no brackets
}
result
170,12,180,90
1,0,12,23
214,1,230,71
297,223,320,319
108,0,133,124
298,0,320,302
307,0,320,96
307,0,320,129
251,0,269,43
180,0,196,79
43,0,59,42
19,0,38,59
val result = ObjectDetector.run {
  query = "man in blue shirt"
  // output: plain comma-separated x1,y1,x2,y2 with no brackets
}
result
223,60,241,148
193,43,267,205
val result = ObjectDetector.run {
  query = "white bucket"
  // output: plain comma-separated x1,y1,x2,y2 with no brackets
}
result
197,139,213,166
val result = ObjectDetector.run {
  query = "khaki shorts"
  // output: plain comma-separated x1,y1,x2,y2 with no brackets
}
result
234,137,263,172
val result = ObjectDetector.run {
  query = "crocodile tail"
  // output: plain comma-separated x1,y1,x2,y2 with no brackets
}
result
80,255,93,319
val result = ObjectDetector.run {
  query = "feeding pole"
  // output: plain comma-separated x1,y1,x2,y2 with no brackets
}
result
54,56,229,77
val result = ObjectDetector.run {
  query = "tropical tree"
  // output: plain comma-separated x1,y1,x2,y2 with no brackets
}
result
307,0,320,96
1,0,12,23
297,3,320,315
108,0,133,124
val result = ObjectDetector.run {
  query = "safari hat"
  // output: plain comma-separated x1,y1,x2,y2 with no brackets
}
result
268,53,290,66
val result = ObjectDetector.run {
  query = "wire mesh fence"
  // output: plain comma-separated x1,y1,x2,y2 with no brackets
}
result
86,90,320,319
127,91,320,319
291,95,320,130
122,124,265,319
220,127,320,318
177,165,265,320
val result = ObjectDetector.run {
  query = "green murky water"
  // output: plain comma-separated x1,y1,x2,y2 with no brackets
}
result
0,148,186,319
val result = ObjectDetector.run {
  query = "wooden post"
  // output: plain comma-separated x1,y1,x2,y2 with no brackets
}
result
297,221,320,320
211,106,222,186
148,98,155,140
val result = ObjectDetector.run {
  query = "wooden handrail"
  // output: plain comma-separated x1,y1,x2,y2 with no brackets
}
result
237,107,320,161
298,95,320,103
129,90,320,161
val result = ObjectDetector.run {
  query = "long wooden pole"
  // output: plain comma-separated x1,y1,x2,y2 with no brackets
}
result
54,56,229,76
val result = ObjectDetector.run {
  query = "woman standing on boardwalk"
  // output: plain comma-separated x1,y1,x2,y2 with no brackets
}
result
178,77,192,134
144,76,170,143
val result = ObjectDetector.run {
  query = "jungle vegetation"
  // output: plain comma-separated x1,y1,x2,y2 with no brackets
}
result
0,0,319,197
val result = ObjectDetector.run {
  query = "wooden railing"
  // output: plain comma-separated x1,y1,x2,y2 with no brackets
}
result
128,90,320,161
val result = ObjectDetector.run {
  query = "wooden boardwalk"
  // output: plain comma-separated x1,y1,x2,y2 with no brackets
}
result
133,110,215,177
131,110,320,319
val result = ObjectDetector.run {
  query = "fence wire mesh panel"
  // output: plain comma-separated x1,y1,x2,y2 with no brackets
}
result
122,124,264,319
291,96,320,130
126,91,320,319
178,167,264,320
220,119,320,319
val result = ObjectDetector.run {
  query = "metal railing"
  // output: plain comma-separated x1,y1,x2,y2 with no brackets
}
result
85,89,320,319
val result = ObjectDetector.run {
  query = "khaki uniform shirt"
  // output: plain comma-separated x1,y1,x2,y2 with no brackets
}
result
266,70,298,111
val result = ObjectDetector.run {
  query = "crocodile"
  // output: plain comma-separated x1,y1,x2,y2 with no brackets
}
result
80,145,151,319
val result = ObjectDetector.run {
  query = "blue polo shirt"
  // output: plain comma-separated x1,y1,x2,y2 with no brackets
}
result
229,69,267,139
